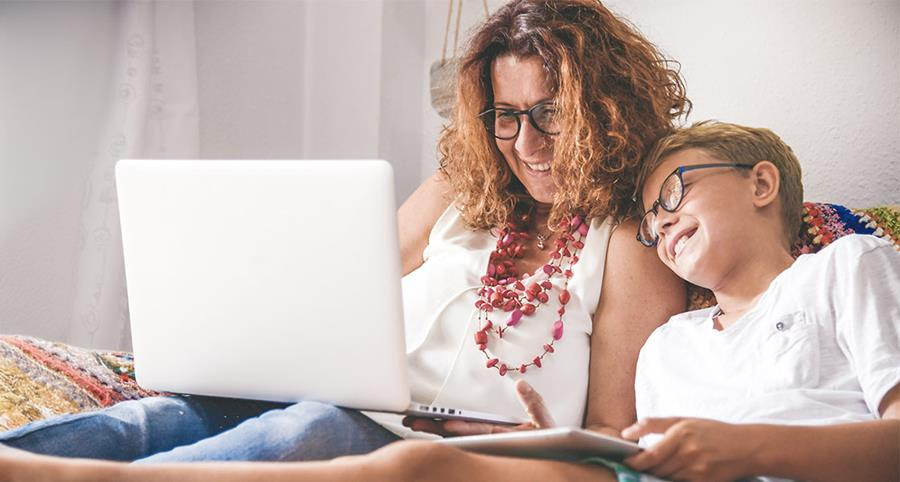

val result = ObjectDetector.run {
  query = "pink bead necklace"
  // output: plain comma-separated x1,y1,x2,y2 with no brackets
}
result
473,214,589,376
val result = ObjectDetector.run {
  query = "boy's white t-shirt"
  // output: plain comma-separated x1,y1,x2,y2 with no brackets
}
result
635,234,900,448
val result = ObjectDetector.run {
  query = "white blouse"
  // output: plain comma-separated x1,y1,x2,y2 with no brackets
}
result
368,203,614,437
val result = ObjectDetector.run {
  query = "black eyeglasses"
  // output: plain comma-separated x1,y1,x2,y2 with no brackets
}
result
636,163,754,247
478,101,560,140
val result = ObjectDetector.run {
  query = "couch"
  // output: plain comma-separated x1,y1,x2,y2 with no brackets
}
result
1,202,897,433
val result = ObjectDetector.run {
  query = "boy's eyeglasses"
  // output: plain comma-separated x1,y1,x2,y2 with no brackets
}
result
478,101,560,140
637,163,754,247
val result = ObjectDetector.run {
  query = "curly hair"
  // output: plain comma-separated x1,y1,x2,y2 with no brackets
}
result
438,0,690,231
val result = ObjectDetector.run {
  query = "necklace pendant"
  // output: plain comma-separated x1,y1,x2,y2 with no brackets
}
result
536,234,547,250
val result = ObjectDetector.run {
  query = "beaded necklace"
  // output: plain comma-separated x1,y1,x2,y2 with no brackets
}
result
473,213,589,376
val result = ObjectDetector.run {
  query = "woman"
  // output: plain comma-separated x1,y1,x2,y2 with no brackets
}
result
0,0,687,477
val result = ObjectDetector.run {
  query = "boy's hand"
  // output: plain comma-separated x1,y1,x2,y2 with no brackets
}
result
621,417,762,482
402,380,556,437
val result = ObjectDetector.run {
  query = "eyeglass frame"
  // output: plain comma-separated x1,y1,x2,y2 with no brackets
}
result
636,162,755,247
478,100,560,140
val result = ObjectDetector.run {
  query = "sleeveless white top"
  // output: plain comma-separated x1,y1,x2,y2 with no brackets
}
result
366,203,615,437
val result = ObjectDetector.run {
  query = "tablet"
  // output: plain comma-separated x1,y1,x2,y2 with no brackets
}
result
437,427,641,461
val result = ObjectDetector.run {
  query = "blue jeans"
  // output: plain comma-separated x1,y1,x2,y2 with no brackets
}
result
0,395,400,462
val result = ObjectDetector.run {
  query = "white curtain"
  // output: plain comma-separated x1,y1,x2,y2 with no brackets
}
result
69,1,199,350
0,1,198,350
1,0,427,350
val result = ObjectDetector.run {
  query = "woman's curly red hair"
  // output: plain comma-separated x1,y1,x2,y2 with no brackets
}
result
438,0,690,231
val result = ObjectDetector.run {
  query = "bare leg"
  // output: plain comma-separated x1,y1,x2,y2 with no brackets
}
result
0,441,616,482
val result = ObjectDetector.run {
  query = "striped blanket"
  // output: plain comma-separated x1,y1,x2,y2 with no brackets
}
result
0,335,158,431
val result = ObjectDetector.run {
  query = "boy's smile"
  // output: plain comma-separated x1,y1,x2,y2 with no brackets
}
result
641,149,754,288
671,226,698,260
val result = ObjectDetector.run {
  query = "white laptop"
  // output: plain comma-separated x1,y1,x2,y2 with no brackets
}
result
116,159,523,425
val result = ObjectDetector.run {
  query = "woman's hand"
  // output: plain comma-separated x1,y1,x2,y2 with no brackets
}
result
621,417,762,482
401,380,556,437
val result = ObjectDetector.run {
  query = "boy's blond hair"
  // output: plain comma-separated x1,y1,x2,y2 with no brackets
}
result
637,121,804,245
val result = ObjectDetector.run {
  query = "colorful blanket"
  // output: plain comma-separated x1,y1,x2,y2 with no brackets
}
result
0,335,158,431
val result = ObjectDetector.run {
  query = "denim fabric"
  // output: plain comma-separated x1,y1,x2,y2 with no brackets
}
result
136,399,400,463
0,396,400,463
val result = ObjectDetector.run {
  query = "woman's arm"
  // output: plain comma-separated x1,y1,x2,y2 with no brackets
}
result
398,172,454,276
584,219,686,436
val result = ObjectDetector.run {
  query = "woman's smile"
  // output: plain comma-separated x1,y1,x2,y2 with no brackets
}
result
522,160,552,174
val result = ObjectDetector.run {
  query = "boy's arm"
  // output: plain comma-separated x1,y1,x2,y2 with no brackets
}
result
756,418,899,482
623,383,900,482
759,382,900,482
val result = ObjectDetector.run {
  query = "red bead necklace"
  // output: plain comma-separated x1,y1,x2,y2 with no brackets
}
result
474,214,589,376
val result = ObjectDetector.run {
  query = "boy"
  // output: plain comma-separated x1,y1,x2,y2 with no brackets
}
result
621,121,900,481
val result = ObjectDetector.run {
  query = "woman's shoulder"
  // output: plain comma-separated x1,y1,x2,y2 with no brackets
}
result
398,172,457,274
594,217,686,318
606,218,644,258
399,172,455,230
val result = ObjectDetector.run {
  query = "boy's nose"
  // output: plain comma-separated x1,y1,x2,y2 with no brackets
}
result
654,208,678,238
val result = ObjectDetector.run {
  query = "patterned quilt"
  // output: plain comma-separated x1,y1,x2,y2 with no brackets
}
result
0,203,897,432
0,335,159,431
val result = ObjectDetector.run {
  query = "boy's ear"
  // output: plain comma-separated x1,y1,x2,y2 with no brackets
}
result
750,161,780,208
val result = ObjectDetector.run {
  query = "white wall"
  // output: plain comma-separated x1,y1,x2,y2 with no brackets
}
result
380,1,426,202
194,1,307,159
194,0,900,206
418,0,899,207
194,0,425,203
606,0,899,207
